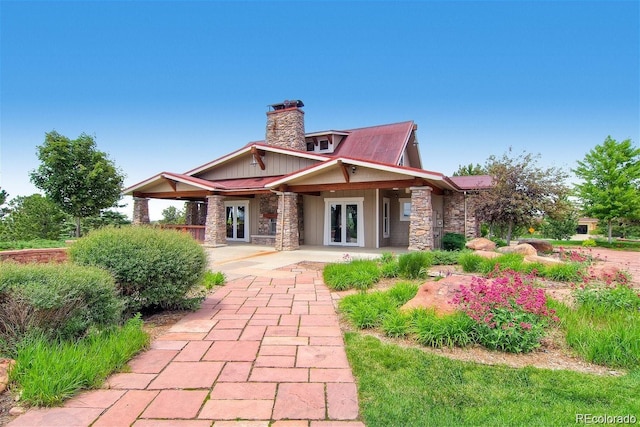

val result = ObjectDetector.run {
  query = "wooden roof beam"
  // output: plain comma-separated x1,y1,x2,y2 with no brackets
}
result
250,146,266,170
337,160,350,183
162,177,177,192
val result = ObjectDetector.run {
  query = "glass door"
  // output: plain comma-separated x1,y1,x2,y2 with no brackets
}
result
225,202,249,242
326,198,363,246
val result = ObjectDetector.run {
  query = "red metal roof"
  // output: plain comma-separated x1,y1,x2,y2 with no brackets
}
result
328,121,414,164
447,175,493,190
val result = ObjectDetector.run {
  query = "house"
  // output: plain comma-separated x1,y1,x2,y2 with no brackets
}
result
123,100,490,250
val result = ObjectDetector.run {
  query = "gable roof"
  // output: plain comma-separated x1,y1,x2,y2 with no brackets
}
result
447,175,493,190
326,121,415,165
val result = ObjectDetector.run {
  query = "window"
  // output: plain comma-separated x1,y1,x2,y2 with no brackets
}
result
324,197,365,247
319,139,329,151
399,198,411,221
306,141,315,151
383,198,390,238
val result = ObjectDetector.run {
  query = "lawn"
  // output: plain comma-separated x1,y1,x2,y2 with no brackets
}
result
345,332,640,427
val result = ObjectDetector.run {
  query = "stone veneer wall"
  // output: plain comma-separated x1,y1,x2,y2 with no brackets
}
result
275,192,299,251
408,186,433,251
265,107,306,151
133,197,150,224
185,202,207,226
257,194,279,235
443,190,480,239
204,195,227,246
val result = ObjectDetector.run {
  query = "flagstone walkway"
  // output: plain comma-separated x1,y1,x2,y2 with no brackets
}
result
8,265,364,427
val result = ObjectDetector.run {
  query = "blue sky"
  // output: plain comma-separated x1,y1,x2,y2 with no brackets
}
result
1,1,638,220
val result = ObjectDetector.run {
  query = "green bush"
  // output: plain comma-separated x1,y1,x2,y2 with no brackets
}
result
323,259,381,291
431,250,463,265
69,226,207,313
398,251,434,279
442,233,466,251
0,263,122,352
582,238,597,248
574,284,640,312
490,237,507,248
201,271,226,290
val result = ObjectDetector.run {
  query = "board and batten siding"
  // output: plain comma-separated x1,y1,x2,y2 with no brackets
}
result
196,152,320,180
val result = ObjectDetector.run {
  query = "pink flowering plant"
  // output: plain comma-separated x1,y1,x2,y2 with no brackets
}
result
451,270,558,353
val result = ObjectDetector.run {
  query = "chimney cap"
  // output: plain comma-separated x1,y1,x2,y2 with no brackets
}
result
269,100,304,111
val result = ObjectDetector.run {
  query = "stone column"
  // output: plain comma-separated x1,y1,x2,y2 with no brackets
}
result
132,197,150,225
408,186,433,251
443,191,465,236
185,201,198,225
275,192,299,251
204,195,226,247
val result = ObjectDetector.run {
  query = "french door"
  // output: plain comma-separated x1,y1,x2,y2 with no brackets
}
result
225,201,249,242
324,198,364,247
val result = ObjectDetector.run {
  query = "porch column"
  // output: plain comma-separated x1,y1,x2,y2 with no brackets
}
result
275,192,299,251
185,201,198,225
408,186,433,251
132,197,150,225
204,195,226,247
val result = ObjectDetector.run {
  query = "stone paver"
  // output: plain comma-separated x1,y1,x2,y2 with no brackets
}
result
7,265,362,426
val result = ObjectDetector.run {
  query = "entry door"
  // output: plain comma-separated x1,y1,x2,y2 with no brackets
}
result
225,202,249,242
325,198,364,247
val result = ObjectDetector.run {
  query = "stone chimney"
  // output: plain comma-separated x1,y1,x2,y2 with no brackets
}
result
265,100,305,151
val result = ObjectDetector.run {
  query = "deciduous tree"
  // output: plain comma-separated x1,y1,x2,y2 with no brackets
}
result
573,136,640,243
30,131,125,237
4,194,67,240
475,149,569,245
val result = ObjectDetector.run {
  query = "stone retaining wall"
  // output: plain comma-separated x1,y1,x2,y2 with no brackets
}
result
0,248,68,263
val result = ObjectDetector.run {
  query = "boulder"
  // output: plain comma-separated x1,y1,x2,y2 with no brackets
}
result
401,275,476,315
465,237,496,251
475,250,502,259
524,255,563,266
497,243,537,256
518,239,554,254
0,358,15,395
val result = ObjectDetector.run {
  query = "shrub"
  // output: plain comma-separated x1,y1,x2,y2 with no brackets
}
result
491,237,507,248
0,263,122,352
452,271,558,353
431,250,462,265
398,251,434,279
69,226,207,313
323,259,381,291
442,233,466,251
582,238,597,248
574,284,640,312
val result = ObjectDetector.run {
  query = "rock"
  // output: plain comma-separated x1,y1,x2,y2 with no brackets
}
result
590,265,622,282
518,239,554,253
474,250,501,259
465,237,496,251
401,275,476,315
524,255,563,266
497,243,537,256
9,406,26,416
0,359,15,395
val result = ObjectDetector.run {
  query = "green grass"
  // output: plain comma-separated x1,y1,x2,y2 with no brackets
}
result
0,239,68,250
323,259,381,291
345,332,640,427
550,296,640,369
201,270,226,290
9,316,149,406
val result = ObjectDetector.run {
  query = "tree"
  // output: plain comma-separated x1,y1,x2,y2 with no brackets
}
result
474,149,569,245
159,205,186,224
30,131,125,237
3,194,67,240
452,163,487,176
82,209,131,232
573,136,640,243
